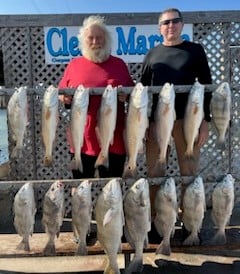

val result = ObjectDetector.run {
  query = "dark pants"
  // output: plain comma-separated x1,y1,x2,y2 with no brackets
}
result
71,152,126,179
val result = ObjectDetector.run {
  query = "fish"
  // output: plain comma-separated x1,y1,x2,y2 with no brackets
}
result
0,161,10,179
123,83,149,178
95,84,117,168
123,178,151,274
42,180,65,255
210,82,231,150
150,83,175,176
13,182,36,251
72,180,92,255
94,178,124,274
211,173,234,245
183,79,204,158
70,85,89,172
41,85,59,167
182,176,206,246
7,86,28,158
154,177,178,255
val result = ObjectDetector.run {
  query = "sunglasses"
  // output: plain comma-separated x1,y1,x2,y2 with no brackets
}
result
160,17,182,26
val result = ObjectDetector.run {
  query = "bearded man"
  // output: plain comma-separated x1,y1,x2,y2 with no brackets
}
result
59,15,134,179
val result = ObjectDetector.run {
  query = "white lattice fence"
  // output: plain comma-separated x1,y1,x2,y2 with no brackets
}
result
0,16,240,182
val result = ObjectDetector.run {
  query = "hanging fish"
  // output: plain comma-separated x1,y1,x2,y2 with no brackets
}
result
41,85,59,167
210,82,231,150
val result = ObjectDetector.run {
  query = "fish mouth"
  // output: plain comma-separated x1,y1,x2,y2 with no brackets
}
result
56,180,63,187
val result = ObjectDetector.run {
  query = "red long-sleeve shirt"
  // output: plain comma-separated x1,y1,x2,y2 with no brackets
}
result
59,55,134,156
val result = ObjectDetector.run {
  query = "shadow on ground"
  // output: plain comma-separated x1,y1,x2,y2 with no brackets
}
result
0,260,240,274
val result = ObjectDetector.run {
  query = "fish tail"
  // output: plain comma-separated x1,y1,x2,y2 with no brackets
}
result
95,152,109,168
11,146,23,158
122,164,137,179
184,147,195,159
0,162,10,178
155,241,171,256
43,155,53,167
43,241,56,255
182,232,200,246
104,256,120,274
70,157,83,172
149,161,166,177
76,243,88,256
125,257,143,274
211,230,226,245
17,239,30,252
216,138,226,150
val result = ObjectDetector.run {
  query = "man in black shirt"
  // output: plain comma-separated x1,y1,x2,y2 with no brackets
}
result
141,8,212,177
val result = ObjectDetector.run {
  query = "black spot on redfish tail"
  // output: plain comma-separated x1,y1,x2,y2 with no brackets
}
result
122,165,137,179
43,156,53,167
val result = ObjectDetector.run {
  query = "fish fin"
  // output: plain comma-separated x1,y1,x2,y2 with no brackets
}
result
216,139,226,150
69,157,83,172
71,187,77,196
69,158,77,170
163,104,170,115
121,210,125,226
155,241,171,256
17,239,30,252
211,231,226,245
122,164,137,179
143,235,149,248
45,108,51,120
123,128,129,155
76,244,88,256
95,126,101,146
184,148,195,159
124,226,135,249
95,152,109,168
103,208,114,226
43,155,53,167
43,241,56,255
137,109,142,121
125,257,143,274
117,243,122,253
138,141,145,154
149,161,166,177
193,104,199,114
182,233,200,246
104,106,112,116
11,147,23,158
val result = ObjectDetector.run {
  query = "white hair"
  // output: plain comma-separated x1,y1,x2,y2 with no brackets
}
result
78,15,112,62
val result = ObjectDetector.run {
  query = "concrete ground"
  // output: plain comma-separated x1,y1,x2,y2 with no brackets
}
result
0,253,239,274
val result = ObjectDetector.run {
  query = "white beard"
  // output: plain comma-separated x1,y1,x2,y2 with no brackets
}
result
83,48,110,63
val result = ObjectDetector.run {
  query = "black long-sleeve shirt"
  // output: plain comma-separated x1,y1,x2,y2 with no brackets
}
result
141,40,212,121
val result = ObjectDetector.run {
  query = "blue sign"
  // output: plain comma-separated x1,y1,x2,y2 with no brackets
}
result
44,25,192,64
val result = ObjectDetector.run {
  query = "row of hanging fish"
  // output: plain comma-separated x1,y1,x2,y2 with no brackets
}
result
7,81,231,172
13,173,235,273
